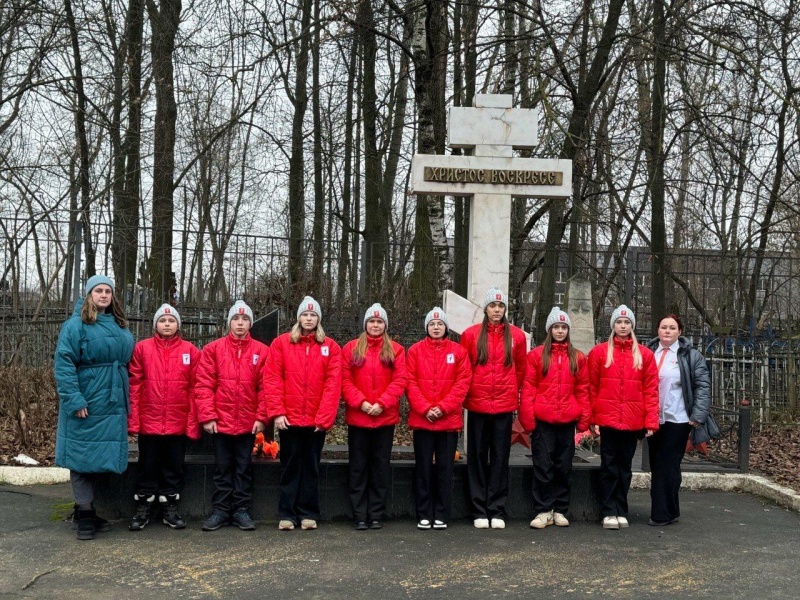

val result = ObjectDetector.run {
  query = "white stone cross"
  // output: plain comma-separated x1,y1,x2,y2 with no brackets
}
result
410,94,573,341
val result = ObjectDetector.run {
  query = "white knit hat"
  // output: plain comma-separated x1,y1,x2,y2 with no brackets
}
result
153,303,181,329
424,307,448,330
297,296,322,321
227,300,254,325
482,287,508,309
364,303,388,329
610,304,635,329
544,306,570,333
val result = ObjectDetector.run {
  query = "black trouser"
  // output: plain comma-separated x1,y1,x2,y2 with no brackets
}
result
531,421,576,514
598,427,640,518
648,422,692,522
348,425,395,522
278,426,326,524
413,429,459,523
135,434,186,497
211,433,255,514
466,411,514,520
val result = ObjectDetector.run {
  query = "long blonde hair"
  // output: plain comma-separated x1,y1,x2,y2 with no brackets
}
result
81,293,128,328
351,331,395,367
604,330,642,369
290,321,326,343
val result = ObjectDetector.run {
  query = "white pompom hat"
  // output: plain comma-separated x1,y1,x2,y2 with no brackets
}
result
544,306,570,334
482,287,508,309
610,304,635,330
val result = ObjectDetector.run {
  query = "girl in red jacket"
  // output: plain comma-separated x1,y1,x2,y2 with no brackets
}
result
406,307,471,530
521,307,589,529
128,304,201,531
266,296,342,532
342,303,407,530
195,300,269,532
588,304,659,530
460,287,527,529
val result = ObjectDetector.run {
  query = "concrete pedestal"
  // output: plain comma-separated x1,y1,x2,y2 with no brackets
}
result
94,453,602,523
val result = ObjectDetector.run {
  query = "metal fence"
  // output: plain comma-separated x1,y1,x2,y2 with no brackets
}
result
2,217,800,422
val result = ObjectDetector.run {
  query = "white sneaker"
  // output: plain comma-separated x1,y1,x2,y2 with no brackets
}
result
530,511,554,529
433,520,447,530
602,516,619,530
473,518,490,529
616,516,629,528
417,519,431,530
490,518,506,529
553,512,570,527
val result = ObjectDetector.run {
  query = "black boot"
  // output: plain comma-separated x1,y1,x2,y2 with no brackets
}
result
71,504,111,532
161,494,186,529
76,509,96,541
129,494,154,531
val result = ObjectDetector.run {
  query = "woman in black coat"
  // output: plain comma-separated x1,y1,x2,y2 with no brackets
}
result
646,314,711,526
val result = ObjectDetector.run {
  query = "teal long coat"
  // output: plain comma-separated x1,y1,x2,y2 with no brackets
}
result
54,299,135,473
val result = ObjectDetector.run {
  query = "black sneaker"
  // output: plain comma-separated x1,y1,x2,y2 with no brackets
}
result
354,520,368,531
160,495,186,530
202,511,230,531
232,509,256,531
369,520,383,530
129,495,154,531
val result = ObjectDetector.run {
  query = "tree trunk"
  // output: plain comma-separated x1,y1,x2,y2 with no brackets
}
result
146,0,181,301
287,0,312,300
113,0,145,288
337,37,358,303
536,0,625,334
649,0,668,334
64,0,96,278
358,0,385,296
410,0,449,306
311,0,325,295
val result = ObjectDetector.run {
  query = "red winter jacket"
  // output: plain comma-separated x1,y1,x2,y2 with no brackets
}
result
459,322,527,414
342,336,406,428
194,333,270,435
264,332,342,431
406,337,472,431
587,338,659,431
519,343,590,433
128,334,202,440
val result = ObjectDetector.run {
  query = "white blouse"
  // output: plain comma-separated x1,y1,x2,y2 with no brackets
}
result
655,341,689,424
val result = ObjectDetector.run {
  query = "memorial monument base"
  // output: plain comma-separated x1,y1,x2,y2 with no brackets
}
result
94,452,603,524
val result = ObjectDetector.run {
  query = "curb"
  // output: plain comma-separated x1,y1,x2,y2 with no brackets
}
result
632,472,800,512
0,466,70,486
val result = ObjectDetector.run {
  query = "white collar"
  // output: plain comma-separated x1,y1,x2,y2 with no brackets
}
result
659,339,680,353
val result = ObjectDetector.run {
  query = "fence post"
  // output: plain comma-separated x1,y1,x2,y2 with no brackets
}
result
738,399,751,473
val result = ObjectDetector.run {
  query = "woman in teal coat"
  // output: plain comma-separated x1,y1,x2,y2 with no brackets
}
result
55,275,135,540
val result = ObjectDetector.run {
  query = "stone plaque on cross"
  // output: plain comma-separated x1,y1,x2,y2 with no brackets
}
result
410,94,573,340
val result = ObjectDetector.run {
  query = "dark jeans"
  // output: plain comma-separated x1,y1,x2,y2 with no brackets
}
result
413,429,458,523
648,421,692,522
278,426,326,524
135,434,186,497
211,433,255,514
598,426,640,518
531,421,576,514
348,425,395,522
466,410,514,520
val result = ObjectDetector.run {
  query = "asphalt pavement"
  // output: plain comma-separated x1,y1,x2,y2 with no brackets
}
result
0,483,798,599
